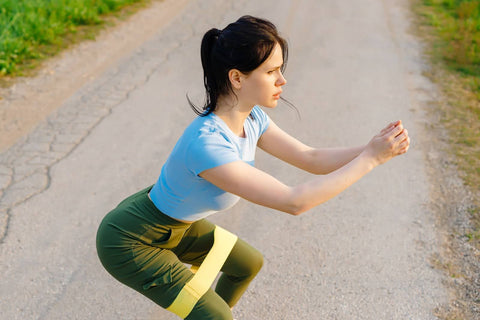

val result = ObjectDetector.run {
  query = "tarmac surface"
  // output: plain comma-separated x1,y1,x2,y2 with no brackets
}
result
0,0,450,319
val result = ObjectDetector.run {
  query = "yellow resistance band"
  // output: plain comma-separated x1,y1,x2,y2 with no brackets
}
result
166,225,238,318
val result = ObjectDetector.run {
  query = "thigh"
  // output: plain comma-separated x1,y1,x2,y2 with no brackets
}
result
98,228,194,309
96,201,193,308
134,247,195,309
173,219,216,265
174,220,263,276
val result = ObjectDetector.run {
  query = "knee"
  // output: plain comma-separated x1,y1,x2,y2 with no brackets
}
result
205,304,233,320
248,249,264,278
231,240,264,279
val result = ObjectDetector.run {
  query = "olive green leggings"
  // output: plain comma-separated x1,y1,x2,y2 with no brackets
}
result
96,186,263,320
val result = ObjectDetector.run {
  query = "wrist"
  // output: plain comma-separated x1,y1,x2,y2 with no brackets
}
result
358,151,379,170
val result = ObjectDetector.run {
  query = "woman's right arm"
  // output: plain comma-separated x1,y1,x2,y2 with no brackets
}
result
199,122,410,215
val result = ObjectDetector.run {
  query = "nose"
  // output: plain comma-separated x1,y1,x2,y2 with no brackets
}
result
276,71,287,86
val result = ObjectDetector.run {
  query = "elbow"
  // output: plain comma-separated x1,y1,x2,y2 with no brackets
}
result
283,198,310,216
286,207,306,216
282,185,320,216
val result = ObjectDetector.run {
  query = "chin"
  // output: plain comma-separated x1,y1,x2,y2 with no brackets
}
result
261,101,279,109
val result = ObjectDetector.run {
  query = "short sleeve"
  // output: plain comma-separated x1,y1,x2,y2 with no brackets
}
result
186,132,240,175
251,106,270,136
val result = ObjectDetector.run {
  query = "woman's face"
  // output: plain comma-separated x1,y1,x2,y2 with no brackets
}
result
239,42,287,109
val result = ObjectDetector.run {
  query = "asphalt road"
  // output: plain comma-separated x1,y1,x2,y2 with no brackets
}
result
0,0,448,319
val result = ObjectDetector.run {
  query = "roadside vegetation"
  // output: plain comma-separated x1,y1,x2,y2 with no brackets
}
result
0,0,151,79
412,0,479,319
414,0,479,237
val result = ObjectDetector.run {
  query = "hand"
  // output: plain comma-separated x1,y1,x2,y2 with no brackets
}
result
364,120,410,166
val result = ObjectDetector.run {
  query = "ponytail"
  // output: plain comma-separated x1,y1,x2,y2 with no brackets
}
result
189,28,222,116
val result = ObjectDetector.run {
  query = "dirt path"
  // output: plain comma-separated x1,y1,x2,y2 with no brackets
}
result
1,0,475,319
0,0,189,153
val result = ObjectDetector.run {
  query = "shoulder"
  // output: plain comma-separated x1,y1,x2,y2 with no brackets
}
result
184,117,239,175
250,105,269,123
185,116,234,154
184,114,226,140
246,106,270,136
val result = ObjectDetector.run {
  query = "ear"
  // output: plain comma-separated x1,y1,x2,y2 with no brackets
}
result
228,69,244,90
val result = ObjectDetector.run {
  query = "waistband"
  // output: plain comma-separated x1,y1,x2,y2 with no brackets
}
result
119,185,191,228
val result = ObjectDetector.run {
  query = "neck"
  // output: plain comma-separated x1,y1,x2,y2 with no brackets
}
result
214,97,253,137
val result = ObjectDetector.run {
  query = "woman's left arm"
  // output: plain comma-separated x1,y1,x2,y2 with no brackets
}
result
257,120,365,175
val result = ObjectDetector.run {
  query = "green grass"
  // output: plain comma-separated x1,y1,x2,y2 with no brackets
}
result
0,0,150,77
422,0,480,75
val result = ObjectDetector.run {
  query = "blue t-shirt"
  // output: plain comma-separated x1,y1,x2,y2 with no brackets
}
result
149,106,270,221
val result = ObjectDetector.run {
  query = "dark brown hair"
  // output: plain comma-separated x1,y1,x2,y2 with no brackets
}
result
189,15,289,116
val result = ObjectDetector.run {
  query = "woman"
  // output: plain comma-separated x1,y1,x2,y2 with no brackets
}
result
96,15,410,320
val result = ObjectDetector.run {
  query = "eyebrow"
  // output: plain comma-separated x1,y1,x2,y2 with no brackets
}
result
269,64,283,70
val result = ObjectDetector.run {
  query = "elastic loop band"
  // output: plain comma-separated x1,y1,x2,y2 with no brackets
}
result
166,225,237,318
